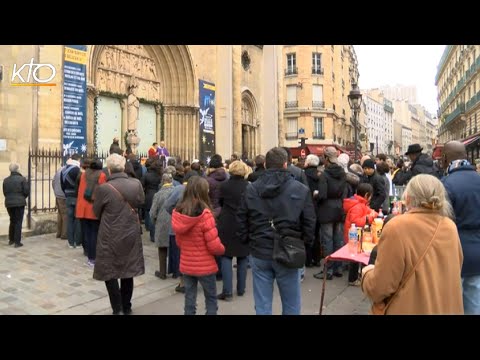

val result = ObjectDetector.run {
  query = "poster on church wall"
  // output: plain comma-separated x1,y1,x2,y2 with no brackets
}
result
62,45,87,160
199,80,216,164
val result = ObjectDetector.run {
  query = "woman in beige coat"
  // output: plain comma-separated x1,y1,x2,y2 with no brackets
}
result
361,174,464,315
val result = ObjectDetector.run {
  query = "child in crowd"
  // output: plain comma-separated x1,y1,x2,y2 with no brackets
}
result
343,183,378,286
171,176,225,315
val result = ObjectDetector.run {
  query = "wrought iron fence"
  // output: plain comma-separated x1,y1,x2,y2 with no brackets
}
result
27,148,148,229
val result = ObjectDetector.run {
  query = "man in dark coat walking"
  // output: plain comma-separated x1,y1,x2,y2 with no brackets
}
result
93,154,145,315
3,163,29,247
393,143,437,185
442,141,480,314
236,147,316,315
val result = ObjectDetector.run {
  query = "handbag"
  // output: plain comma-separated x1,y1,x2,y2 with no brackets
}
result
368,218,442,315
266,199,305,269
272,230,306,269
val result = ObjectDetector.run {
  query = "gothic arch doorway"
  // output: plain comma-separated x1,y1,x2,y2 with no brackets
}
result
87,45,198,161
241,90,259,160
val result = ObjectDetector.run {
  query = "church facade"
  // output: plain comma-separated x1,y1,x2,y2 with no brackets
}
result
0,44,280,210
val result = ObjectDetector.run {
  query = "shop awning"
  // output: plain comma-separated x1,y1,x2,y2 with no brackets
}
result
463,135,480,146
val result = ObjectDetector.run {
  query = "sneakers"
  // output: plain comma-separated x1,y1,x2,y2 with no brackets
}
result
14,243,24,248
86,260,95,268
301,274,305,282
349,279,361,287
8,241,14,246
68,245,74,249
175,285,185,293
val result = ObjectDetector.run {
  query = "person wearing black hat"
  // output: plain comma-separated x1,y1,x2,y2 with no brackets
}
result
393,143,437,186
360,159,386,213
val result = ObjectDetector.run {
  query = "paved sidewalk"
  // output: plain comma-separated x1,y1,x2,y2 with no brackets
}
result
0,229,372,315
0,231,178,315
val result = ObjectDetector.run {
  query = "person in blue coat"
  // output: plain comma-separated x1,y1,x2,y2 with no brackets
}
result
442,141,480,315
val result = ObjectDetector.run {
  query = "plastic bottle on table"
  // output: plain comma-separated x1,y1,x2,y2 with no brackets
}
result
348,223,358,255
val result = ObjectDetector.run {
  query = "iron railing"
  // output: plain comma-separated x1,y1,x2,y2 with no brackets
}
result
285,101,298,108
312,101,325,109
27,148,148,229
285,66,298,76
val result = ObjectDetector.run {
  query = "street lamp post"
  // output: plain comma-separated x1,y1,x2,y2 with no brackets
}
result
348,83,363,161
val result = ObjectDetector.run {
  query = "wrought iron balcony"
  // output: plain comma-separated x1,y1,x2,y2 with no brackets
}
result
285,132,298,140
285,101,298,108
312,101,325,109
312,67,324,75
312,132,325,140
285,66,298,76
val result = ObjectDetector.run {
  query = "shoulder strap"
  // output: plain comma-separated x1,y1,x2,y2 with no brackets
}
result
106,183,137,215
383,217,443,310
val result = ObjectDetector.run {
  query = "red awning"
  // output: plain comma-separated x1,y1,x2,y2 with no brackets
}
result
463,136,480,146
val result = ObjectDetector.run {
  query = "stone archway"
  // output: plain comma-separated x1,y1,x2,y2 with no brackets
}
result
87,45,198,161
241,90,259,159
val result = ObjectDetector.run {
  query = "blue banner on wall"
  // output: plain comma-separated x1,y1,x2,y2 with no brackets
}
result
62,45,88,159
199,80,216,164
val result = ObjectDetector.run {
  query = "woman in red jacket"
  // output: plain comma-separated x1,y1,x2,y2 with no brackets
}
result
76,158,107,266
343,183,377,286
172,176,225,315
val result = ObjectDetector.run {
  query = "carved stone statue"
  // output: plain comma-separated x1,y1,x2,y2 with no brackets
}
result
126,77,141,153
127,80,140,131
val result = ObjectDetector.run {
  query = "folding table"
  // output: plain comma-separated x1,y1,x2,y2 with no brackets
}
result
319,244,371,315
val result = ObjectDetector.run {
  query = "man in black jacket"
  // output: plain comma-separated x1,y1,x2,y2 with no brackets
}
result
3,163,29,247
312,147,347,280
236,147,316,315
282,147,308,186
393,143,436,185
360,159,386,212
247,155,266,183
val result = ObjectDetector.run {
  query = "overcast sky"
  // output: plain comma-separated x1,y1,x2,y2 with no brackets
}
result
354,45,446,115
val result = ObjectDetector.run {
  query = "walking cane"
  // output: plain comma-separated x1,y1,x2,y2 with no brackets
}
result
319,256,330,315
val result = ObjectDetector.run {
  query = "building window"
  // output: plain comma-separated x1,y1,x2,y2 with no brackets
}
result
286,53,297,75
312,53,323,74
313,117,324,139
286,85,298,108
241,51,251,71
312,84,324,108
286,118,298,139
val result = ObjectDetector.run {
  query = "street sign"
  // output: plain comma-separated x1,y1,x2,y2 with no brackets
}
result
298,128,305,135
300,149,306,158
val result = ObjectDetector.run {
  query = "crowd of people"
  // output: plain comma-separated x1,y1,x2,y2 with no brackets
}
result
3,137,480,315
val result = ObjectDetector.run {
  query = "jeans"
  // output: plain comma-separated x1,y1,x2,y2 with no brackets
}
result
105,278,134,314
7,206,24,245
462,275,480,315
56,197,68,239
168,235,180,277
250,256,301,315
221,256,248,295
82,219,100,261
144,209,155,242
320,222,344,275
66,197,82,247
183,274,218,315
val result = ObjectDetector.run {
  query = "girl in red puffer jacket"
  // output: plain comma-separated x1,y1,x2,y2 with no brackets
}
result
172,176,225,315
343,183,378,286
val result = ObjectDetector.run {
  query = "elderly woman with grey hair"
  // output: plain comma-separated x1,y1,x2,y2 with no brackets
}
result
2,163,29,247
93,153,145,315
150,173,175,280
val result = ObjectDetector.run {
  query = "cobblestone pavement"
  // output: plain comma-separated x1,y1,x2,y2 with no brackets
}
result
0,230,371,315
0,231,178,315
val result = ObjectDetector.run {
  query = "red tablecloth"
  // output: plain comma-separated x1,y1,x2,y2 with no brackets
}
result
325,244,371,266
